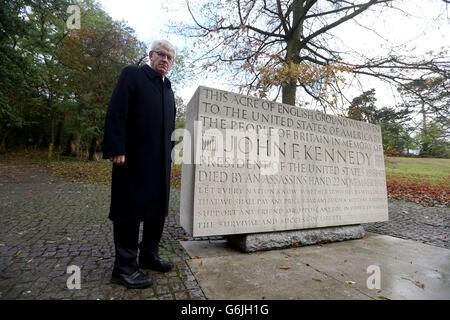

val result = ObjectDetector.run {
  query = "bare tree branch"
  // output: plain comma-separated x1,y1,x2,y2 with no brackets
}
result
176,0,449,109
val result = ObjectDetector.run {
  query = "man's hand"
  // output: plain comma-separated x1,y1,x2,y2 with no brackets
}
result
110,155,125,165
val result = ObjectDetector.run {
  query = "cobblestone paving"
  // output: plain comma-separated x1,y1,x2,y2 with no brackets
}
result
363,201,449,249
0,163,448,299
0,165,204,300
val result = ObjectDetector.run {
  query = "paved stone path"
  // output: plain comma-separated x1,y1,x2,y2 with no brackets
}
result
0,163,203,300
0,163,448,299
363,202,449,249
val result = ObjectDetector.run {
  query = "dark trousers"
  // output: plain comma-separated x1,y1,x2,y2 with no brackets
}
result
113,216,166,275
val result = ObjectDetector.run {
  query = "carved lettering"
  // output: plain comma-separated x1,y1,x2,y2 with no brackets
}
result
180,87,388,236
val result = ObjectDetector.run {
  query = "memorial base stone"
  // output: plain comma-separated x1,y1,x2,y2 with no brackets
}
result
226,225,365,252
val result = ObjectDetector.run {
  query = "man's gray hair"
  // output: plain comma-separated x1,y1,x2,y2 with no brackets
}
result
151,39,176,56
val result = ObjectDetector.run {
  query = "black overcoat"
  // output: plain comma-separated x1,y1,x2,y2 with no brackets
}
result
102,64,176,222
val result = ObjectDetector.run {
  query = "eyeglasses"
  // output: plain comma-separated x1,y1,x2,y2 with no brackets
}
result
154,51,174,62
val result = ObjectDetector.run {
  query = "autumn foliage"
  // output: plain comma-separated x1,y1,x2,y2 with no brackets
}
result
256,61,353,105
387,181,449,207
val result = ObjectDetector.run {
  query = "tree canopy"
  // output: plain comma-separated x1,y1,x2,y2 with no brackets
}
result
0,0,167,159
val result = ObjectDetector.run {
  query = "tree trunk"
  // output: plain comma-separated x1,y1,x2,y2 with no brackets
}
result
421,101,427,132
40,131,47,148
282,1,304,106
0,125,8,154
55,114,65,148
282,83,297,106
88,136,97,161
420,101,427,155
73,133,81,157
0,129,9,154
48,109,55,160
65,133,73,155
65,133,81,157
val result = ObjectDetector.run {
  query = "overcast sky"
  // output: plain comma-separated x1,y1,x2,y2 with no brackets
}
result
98,0,449,110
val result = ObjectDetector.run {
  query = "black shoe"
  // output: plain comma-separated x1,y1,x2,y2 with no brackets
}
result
139,256,174,273
111,270,152,289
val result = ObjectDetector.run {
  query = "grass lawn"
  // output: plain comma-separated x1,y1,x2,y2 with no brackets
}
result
0,149,448,206
384,156,449,207
384,156,450,187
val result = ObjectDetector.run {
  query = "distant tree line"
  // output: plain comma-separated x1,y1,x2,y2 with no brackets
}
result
347,79,449,158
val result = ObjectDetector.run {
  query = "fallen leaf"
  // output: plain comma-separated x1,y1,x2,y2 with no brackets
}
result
386,181,449,207
199,261,203,267
412,280,425,289
290,243,297,248
401,277,425,289
378,296,390,300
26,259,33,264
345,281,356,285
194,256,201,259
14,250,21,257
280,266,291,270
312,278,322,282
180,237,189,241
316,242,323,247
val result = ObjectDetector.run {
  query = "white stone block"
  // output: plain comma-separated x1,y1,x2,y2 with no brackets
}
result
180,86,388,237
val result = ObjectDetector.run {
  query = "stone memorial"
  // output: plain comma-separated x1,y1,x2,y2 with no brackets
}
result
178,86,388,251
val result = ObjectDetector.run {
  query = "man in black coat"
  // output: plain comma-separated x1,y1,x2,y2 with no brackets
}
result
102,39,177,289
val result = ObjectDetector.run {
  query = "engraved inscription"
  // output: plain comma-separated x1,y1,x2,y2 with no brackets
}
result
180,87,388,236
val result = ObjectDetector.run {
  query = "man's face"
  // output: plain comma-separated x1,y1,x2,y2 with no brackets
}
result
150,46,174,77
